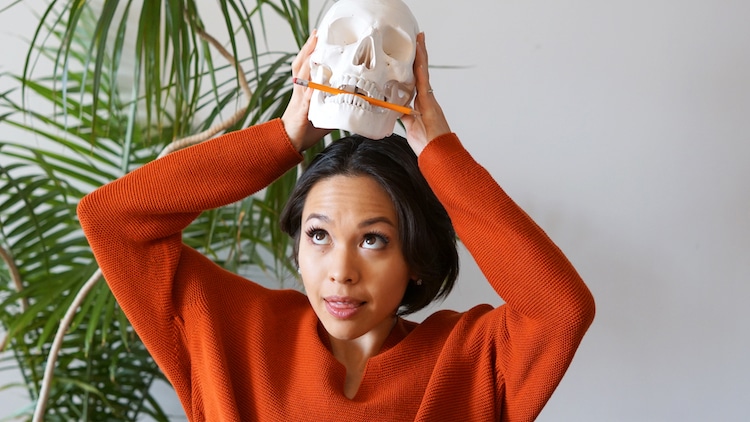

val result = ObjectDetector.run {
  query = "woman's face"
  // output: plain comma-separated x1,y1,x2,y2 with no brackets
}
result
298,174,411,342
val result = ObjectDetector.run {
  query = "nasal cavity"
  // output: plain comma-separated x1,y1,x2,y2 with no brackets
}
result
353,36,376,69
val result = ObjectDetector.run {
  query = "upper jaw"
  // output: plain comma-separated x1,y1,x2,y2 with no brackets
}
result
318,74,413,107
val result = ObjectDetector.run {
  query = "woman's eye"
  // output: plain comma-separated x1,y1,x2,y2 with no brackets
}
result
361,233,388,250
308,229,331,245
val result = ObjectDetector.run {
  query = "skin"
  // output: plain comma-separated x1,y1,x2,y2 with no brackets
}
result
298,175,412,398
280,30,452,399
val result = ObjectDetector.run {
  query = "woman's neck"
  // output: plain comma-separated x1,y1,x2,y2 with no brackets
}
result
328,316,398,399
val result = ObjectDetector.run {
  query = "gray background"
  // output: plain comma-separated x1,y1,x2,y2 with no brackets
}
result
1,0,748,420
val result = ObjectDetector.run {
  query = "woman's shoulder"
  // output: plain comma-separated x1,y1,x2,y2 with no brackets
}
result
402,304,502,344
417,304,498,329
173,253,309,319
212,278,309,313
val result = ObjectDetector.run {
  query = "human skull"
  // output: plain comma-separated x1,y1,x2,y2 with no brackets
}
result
308,0,420,139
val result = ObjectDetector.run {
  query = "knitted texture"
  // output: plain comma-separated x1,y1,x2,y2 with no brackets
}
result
78,119,595,421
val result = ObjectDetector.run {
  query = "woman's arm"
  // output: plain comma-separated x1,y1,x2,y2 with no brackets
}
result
404,32,594,421
77,119,302,388
419,134,595,421
78,29,324,366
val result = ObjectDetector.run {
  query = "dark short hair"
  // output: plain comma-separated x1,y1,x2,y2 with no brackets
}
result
279,134,459,315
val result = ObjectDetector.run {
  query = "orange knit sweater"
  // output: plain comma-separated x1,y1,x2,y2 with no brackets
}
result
78,119,595,421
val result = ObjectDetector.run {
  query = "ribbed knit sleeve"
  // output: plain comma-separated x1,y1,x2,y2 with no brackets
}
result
77,119,302,411
418,133,595,422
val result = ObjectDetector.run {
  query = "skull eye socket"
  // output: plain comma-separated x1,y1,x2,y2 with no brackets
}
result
327,17,366,46
382,27,413,61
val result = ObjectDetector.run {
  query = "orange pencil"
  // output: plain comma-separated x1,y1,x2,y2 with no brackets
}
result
293,78,419,116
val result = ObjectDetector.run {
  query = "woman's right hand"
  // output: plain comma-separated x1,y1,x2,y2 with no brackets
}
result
281,30,331,153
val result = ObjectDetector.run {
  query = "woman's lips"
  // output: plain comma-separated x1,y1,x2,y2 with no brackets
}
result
324,296,365,319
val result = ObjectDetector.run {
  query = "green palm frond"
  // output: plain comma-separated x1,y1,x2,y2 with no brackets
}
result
1,0,322,419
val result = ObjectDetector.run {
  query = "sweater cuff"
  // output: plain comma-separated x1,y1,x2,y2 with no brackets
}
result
266,118,304,162
418,133,470,176
222,118,303,167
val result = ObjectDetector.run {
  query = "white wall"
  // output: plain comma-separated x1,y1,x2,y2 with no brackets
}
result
409,1,750,421
2,0,749,421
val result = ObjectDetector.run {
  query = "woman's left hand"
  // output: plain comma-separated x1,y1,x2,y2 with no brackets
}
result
401,32,452,156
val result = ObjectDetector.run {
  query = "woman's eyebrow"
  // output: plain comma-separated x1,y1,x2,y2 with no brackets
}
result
305,213,330,223
358,216,396,229
304,214,395,228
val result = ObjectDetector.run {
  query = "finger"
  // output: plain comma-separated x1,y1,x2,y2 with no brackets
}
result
292,30,318,76
414,32,432,95
300,29,318,60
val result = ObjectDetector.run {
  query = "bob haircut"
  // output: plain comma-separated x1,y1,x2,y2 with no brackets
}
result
279,134,459,316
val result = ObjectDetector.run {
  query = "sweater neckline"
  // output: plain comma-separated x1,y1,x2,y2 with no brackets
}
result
315,316,416,361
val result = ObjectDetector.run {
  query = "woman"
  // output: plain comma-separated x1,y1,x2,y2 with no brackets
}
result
78,33,595,421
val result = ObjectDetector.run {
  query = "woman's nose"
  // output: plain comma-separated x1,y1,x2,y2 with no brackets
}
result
327,246,359,284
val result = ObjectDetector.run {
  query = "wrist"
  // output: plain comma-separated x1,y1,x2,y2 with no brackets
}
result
279,116,305,153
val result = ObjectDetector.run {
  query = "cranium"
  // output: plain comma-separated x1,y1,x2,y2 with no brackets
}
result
308,0,420,139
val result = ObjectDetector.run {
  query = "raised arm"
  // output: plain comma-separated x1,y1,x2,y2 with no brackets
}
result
78,32,325,396
77,118,302,354
419,135,594,420
404,33,595,421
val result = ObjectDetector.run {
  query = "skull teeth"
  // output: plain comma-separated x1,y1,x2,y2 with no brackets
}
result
321,75,410,113
337,84,366,96
331,76,383,101
324,91,374,111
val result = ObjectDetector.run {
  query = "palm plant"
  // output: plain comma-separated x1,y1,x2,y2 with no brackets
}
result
0,0,332,419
